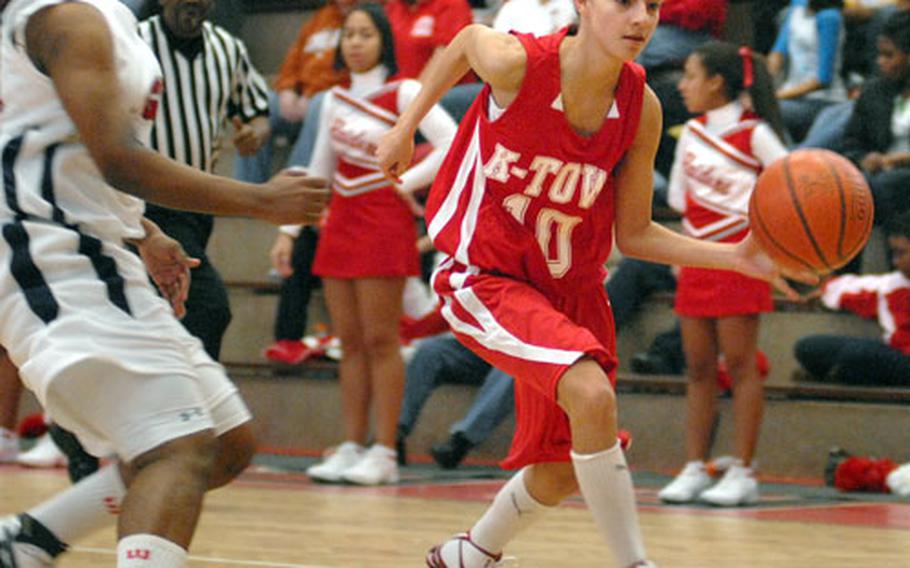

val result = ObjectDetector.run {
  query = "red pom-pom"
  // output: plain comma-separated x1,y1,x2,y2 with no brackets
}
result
17,413,48,439
835,456,898,492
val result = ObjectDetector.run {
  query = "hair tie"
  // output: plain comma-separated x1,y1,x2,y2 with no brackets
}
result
739,46,754,89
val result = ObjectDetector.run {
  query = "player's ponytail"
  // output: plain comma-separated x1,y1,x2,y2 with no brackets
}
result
693,41,786,143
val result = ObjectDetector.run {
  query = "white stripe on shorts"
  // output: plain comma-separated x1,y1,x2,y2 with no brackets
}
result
440,284,582,366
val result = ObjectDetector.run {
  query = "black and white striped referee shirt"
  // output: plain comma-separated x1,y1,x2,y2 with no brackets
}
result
138,15,269,174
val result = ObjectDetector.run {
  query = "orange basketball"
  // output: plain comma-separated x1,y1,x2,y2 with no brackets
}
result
749,149,874,276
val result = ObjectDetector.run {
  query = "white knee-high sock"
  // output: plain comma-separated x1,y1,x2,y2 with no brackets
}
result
27,464,125,545
469,467,551,554
572,443,648,568
117,534,186,567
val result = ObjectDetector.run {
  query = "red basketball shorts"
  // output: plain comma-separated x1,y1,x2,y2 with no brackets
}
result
433,260,618,469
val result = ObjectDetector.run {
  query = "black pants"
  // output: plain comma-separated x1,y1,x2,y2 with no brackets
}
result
150,219,231,361
794,334,910,386
274,227,320,341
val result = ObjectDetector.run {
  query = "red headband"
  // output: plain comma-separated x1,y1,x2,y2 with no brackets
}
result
739,46,754,89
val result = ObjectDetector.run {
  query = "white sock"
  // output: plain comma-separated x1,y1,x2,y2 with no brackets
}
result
117,534,186,567
28,464,125,545
572,443,648,568
469,467,551,555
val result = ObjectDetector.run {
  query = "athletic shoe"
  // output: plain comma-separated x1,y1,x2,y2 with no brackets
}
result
426,532,504,567
306,442,364,483
700,464,759,506
16,435,65,469
342,444,399,486
0,429,18,464
0,517,54,568
263,340,308,365
658,461,712,503
430,432,473,470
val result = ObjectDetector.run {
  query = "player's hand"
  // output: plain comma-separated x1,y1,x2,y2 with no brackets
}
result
733,233,819,301
232,116,269,156
376,125,414,184
257,167,330,225
136,227,200,318
270,232,296,278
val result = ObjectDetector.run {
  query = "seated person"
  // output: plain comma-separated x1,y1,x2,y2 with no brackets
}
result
386,0,479,122
491,0,576,36
840,10,910,227
397,317,514,470
794,210,910,386
637,0,728,72
235,0,353,183
769,0,848,144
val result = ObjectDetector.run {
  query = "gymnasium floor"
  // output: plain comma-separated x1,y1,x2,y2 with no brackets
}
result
3,455,909,567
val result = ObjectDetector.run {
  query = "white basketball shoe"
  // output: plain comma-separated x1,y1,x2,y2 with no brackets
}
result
342,444,399,486
306,442,364,483
0,516,54,568
658,461,712,503
16,434,65,469
700,463,760,506
426,533,505,568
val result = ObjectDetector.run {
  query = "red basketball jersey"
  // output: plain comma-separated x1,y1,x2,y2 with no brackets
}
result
425,30,646,294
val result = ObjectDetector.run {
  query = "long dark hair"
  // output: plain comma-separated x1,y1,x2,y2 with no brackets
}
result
692,41,786,142
809,0,844,12
881,11,910,54
333,3,398,77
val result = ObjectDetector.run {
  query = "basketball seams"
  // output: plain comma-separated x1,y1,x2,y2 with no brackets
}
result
782,155,833,271
822,155,848,260
750,191,818,274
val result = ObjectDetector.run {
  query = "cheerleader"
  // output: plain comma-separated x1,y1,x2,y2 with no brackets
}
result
659,41,788,506
294,3,457,485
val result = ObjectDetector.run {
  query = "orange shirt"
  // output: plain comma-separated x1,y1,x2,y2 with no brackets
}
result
274,4,350,96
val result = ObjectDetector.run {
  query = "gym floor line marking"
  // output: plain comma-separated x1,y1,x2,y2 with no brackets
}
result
72,546,337,568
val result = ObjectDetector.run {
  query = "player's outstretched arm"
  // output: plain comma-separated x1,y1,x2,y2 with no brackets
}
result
25,3,328,226
613,87,812,297
376,24,526,180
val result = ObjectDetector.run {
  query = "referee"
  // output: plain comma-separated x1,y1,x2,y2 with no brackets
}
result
139,0,271,359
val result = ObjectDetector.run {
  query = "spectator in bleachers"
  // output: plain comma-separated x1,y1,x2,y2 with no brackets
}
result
491,0,576,36
659,42,787,507
637,0,727,72
794,211,910,386
606,258,686,375
263,226,321,364
397,332,514,470
840,10,910,227
798,4,909,150
235,0,355,184
299,3,457,486
768,0,848,144
386,0,479,121
639,0,728,183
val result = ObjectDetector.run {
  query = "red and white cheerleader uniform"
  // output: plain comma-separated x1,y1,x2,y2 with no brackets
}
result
668,101,788,318
307,65,456,278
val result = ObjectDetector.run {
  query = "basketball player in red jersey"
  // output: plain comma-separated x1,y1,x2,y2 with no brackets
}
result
378,1,810,566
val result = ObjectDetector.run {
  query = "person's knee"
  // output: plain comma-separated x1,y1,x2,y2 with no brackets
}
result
526,462,578,504
128,430,219,485
557,362,616,425
686,358,717,384
362,330,401,358
723,353,754,381
210,424,256,489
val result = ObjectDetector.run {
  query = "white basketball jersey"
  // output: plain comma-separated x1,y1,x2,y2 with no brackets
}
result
0,0,162,242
